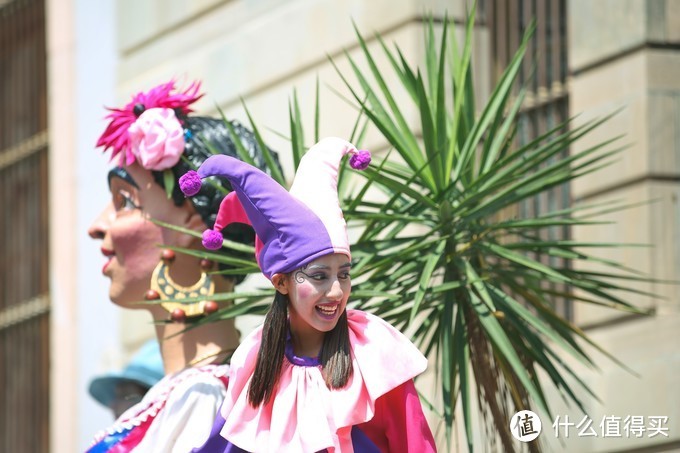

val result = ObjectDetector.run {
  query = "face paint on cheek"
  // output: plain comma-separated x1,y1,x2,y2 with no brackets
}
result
295,283,314,301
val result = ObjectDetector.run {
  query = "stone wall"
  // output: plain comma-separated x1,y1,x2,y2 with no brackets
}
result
544,1,680,451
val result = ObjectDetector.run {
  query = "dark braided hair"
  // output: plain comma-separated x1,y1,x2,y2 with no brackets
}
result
151,115,281,284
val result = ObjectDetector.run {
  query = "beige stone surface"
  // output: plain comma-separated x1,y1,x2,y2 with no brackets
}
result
571,50,680,199
541,314,680,452
119,310,156,352
647,183,680,317
116,19,489,191
47,0,78,450
116,0,463,108
208,21,425,166
648,49,680,91
117,0,468,57
570,50,647,199
571,181,679,326
117,0,228,52
569,0,647,71
648,92,680,174
647,0,680,42
569,0,680,71
666,0,680,42
647,50,680,182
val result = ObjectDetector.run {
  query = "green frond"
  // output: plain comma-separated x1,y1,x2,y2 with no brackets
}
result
162,6,660,452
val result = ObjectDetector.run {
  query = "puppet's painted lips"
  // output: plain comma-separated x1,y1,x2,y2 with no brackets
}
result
101,247,115,274
102,258,114,275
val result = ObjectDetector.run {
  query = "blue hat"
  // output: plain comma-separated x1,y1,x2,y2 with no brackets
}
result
88,340,165,408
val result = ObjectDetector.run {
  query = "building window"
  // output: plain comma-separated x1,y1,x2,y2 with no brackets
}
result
485,0,571,319
0,0,50,451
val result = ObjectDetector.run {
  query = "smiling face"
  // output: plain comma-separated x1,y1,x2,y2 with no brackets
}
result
274,253,352,352
88,164,201,307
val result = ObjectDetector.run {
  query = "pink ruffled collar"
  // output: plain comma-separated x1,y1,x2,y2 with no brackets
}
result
219,309,427,452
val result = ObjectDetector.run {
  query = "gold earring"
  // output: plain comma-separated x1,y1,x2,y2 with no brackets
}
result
145,249,219,322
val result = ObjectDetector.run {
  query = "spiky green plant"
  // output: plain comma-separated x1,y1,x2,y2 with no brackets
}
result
156,6,659,452
326,6,655,453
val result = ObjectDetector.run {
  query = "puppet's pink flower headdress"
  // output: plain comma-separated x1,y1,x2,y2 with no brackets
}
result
96,80,203,169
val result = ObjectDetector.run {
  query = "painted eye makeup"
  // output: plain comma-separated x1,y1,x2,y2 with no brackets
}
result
113,190,141,211
108,167,142,212
294,265,351,283
338,263,352,280
294,269,325,283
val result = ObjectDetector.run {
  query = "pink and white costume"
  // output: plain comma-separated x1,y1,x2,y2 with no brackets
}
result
202,310,435,452
184,138,437,452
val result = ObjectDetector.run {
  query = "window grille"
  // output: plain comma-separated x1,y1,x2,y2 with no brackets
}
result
0,0,50,451
486,0,572,319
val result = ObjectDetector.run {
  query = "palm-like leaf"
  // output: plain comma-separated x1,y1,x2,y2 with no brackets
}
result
333,7,653,453
159,7,656,452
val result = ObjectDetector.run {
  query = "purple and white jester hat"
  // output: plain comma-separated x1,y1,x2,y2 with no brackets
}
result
179,137,371,280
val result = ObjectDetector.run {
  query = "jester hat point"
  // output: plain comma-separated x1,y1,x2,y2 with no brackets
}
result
179,137,371,279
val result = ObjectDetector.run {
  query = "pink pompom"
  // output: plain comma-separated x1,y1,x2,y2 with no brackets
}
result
202,229,224,250
180,170,202,196
349,150,371,170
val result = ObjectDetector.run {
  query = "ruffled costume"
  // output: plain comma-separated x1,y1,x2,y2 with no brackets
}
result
89,81,282,452
195,310,435,452
87,364,229,453
182,138,437,452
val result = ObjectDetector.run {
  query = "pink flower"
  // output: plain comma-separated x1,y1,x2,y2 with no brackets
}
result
128,108,185,170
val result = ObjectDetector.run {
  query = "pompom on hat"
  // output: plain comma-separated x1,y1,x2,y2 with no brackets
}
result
180,137,371,279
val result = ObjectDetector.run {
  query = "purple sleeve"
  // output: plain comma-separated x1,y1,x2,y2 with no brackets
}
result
192,411,249,453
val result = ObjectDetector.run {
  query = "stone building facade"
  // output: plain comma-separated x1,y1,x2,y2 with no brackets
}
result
36,0,680,451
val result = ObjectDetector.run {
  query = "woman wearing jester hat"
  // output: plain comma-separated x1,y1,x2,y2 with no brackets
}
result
87,80,281,452
181,137,436,452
